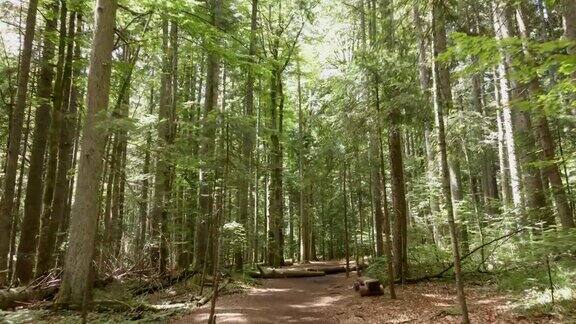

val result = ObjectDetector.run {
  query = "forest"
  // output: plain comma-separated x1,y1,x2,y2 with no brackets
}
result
0,0,576,322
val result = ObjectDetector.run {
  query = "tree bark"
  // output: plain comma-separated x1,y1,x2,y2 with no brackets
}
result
14,0,60,283
535,116,575,228
514,3,574,228
0,0,39,287
389,124,408,282
35,11,79,277
493,0,524,218
194,0,222,273
40,2,69,258
236,0,258,270
136,87,154,252
432,0,470,321
56,0,117,305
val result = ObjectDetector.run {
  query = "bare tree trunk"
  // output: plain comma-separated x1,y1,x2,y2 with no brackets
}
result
389,123,408,282
268,62,284,267
559,0,576,54
8,105,33,283
236,0,258,270
514,4,574,228
369,134,385,257
40,2,69,259
194,0,222,273
56,0,117,305
297,61,311,263
13,0,60,283
432,0,470,321
136,87,154,252
36,11,80,277
493,1,524,218
535,116,574,228
150,18,178,273
342,166,351,277
0,0,39,287
448,159,469,255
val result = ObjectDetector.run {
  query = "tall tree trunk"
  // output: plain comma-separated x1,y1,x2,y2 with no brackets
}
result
493,0,524,218
515,3,574,228
14,0,60,283
413,6,442,247
0,0,39,287
268,63,284,267
236,0,258,270
194,0,222,273
535,116,574,228
448,159,469,255
388,122,407,282
40,2,69,256
559,0,576,57
56,0,117,305
136,87,154,252
297,61,311,263
369,133,384,257
36,11,80,277
8,105,33,282
150,19,177,273
432,0,470,321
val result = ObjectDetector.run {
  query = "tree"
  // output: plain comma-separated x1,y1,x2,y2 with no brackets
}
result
56,0,117,305
194,0,223,273
432,0,470,321
14,0,60,283
0,0,39,287
36,10,81,277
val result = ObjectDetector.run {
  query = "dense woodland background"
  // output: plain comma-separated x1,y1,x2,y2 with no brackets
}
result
1,0,576,320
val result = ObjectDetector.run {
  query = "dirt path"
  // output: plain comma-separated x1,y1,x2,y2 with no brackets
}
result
172,264,542,323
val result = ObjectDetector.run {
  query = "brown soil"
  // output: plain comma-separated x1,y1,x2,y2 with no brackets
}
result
172,262,548,323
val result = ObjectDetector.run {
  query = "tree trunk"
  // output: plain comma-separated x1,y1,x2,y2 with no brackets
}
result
369,133,385,257
40,3,69,261
137,87,154,252
389,123,408,282
559,0,576,53
297,61,311,263
56,0,117,305
514,3,574,228
432,0,470,321
14,0,60,283
194,0,222,273
267,61,285,267
493,1,524,218
0,0,39,287
150,18,178,273
35,11,79,277
8,105,33,283
448,159,469,255
535,116,574,228
236,0,258,270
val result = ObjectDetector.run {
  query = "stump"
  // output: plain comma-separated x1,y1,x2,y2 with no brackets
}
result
355,277,383,297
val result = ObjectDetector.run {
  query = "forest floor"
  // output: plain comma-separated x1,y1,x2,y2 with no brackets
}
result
172,261,555,324
0,261,566,323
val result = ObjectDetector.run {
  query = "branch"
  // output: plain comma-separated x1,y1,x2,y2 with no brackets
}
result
400,227,526,284
280,21,305,73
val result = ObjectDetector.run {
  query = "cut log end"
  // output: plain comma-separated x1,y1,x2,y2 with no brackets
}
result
355,277,384,297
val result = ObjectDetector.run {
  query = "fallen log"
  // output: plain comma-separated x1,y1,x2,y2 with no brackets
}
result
196,278,230,307
130,269,197,296
249,269,326,279
0,285,58,310
304,264,366,275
